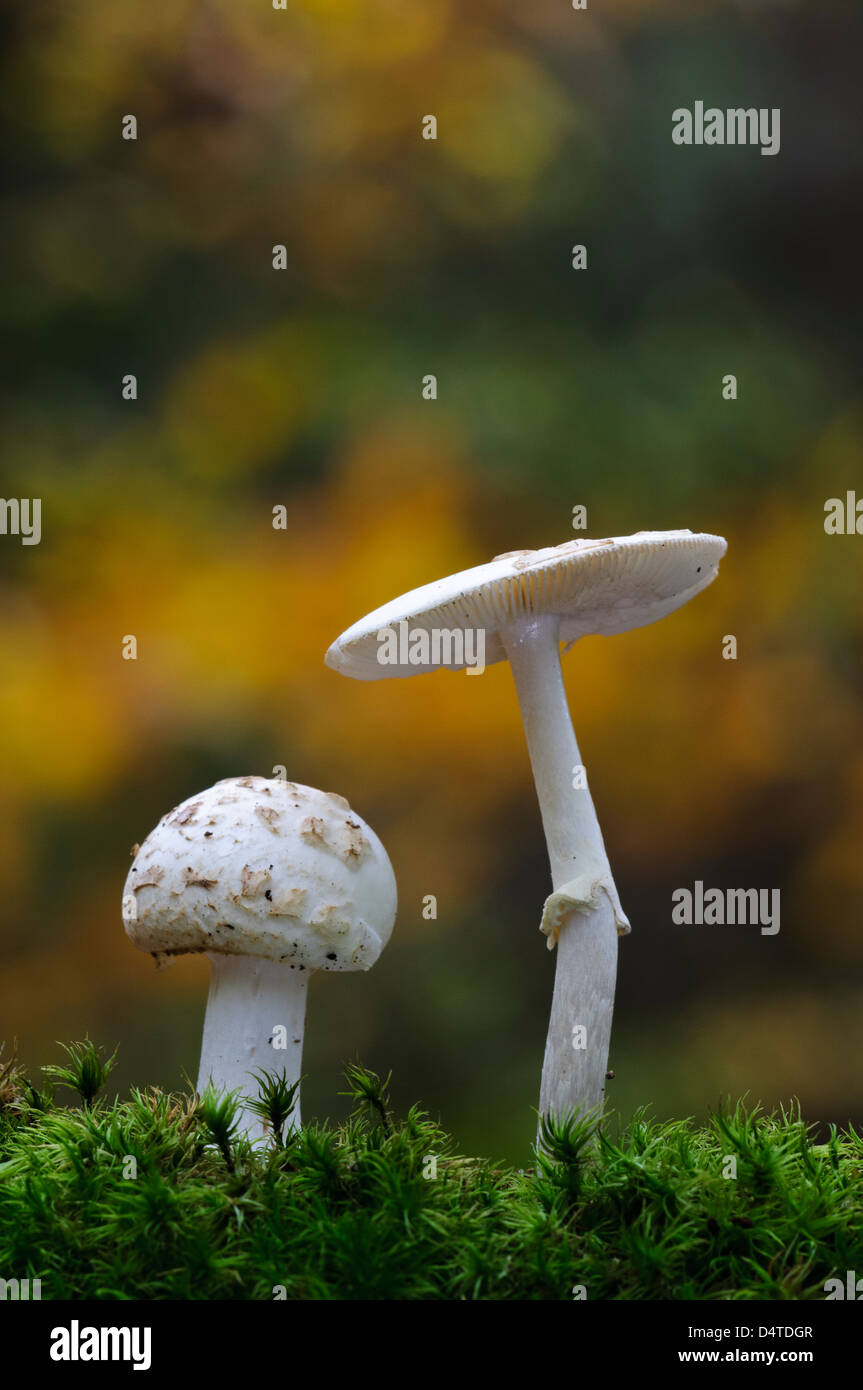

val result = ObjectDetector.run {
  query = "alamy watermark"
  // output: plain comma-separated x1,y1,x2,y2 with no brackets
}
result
824,1271,863,1299
49,1321,151,1370
672,103,780,157
377,621,486,674
0,498,41,545
672,882,780,936
0,1276,41,1300
824,492,862,534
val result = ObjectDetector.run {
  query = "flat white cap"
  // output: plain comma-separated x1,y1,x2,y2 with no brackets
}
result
123,776,397,972
326,530,727,679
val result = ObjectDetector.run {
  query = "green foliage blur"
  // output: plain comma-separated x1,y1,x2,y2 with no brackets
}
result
1,2,861,1163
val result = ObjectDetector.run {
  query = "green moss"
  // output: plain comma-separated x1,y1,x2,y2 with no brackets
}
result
0,1043,861,1300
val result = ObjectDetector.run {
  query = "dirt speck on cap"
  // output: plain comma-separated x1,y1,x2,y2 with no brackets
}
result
170,801,202,826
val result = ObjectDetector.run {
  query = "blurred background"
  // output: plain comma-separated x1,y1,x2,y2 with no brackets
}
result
1,0,861,1164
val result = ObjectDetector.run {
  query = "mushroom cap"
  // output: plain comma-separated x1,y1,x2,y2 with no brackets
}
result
325,530,727,679
123,777,397,972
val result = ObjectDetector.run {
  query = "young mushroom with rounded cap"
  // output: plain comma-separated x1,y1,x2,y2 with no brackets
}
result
123,776,396,1140
326,531,726,1124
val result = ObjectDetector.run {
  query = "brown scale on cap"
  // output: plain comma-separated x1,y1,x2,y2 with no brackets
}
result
132,865,164,891
301,813,370,866
255,804,281,832
300,816,326,844
494,538,615,569
309,903,352,938
239,866,271,898
266,886,307,918
183,868,219,889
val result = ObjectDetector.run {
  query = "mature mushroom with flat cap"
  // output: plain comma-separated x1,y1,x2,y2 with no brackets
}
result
123,775,396,1139
326,531,726,1122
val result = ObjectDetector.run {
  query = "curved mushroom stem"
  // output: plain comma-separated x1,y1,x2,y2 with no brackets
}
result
197,954,308,1141
501,615,627,1125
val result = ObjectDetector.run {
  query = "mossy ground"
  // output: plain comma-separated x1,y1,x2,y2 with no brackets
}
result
1,1042,861,1300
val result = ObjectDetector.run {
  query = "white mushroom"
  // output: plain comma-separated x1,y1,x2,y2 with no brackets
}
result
325,531,726,1122
122,776,396,1139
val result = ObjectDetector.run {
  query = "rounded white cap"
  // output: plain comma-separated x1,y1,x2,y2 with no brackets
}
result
123,777,397,972
326,530,727,679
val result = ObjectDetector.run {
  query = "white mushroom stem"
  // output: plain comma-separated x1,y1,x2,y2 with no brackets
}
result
501,614,626,1124
197,954,308,1141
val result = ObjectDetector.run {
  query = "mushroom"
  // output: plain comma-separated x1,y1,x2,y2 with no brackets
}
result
325,531,726,1122
122,775,396,1139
